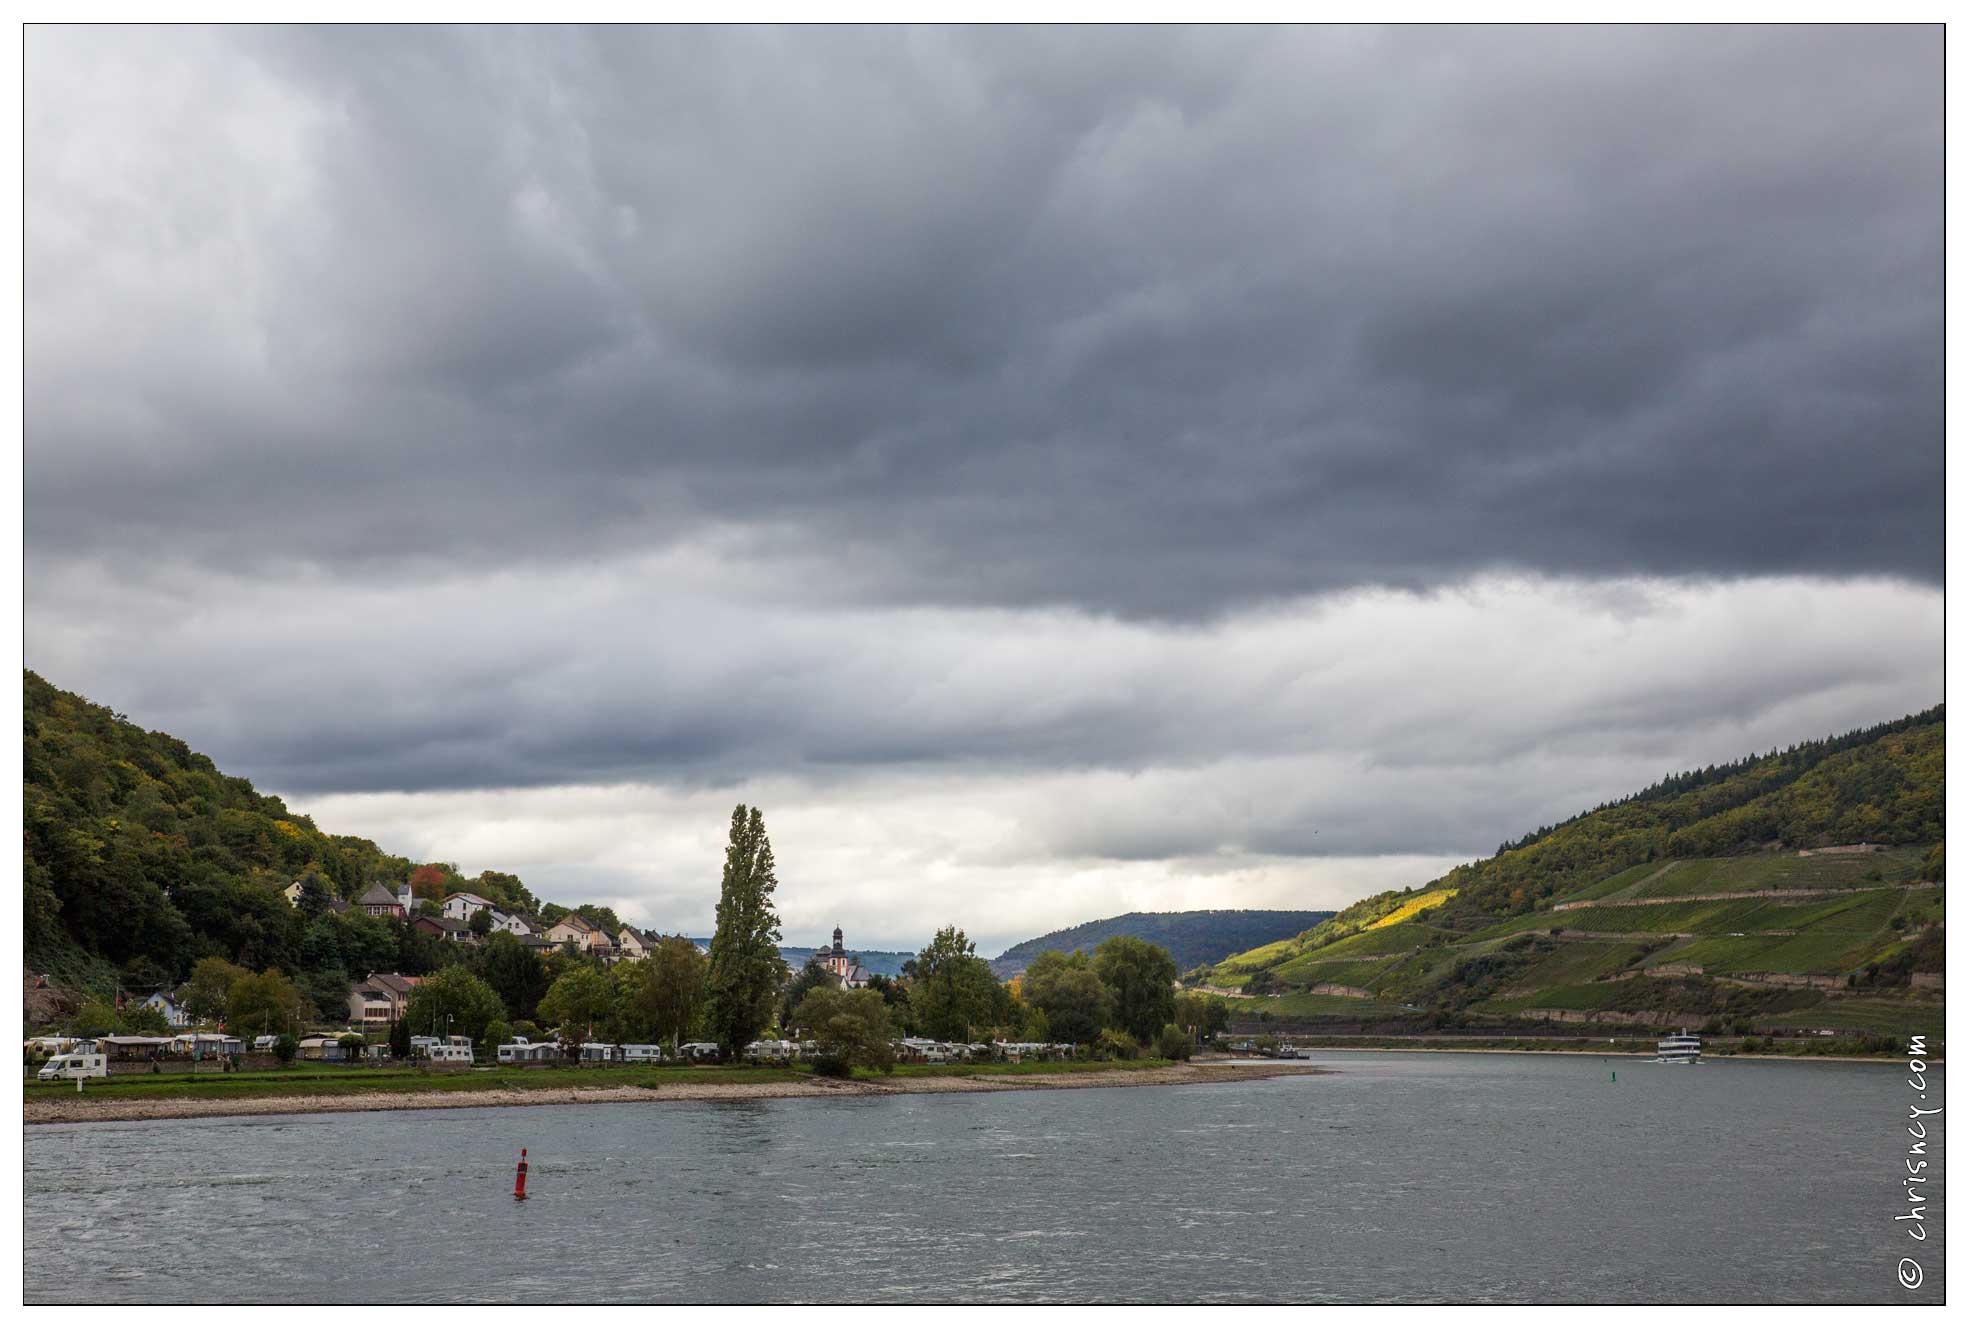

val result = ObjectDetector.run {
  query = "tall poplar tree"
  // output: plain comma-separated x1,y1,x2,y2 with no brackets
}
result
705,804,785,1054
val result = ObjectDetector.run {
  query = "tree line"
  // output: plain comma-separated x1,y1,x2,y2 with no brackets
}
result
109,803,1231,1077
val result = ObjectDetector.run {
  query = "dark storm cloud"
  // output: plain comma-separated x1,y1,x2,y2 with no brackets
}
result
26,24,1941,616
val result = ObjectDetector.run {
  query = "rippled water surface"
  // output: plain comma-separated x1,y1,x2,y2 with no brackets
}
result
24,1051,1945,1303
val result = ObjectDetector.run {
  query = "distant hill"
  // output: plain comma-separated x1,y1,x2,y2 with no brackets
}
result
1197,706,1944,1041
990,910,1335,979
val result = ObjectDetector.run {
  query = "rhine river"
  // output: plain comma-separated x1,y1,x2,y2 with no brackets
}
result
24,1050,1945,1303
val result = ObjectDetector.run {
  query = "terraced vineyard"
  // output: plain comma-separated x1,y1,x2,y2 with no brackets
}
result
1191,709,1944,1041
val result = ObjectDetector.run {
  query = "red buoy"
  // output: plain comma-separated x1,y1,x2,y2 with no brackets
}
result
513,1148,528,1201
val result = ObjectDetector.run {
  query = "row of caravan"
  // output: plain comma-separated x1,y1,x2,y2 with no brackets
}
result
494,1039,727,1065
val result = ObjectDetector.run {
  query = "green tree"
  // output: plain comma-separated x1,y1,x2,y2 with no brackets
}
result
181,956,250,1024
864,972,912,1033
473,869,536,914
1094,1028,1139,1060
120,1003,171,1035
910,926,1000,1041
387,1016,412,1059
480,1018,513,1063
403,965,506,1047
477,931,550,1023
1174,990,1231,1043
625,936,708,1047
71,998,120,1037
1021,949,1113,1045
537,966,616,1041
1154,1023,1195,1061
704,805,785,1055
795,986,896,1077
779,956,836,1028
1093,935,1178,1043
295,871,333,914
273,1033,299,1064
468,907,492,938
226,968,306,1037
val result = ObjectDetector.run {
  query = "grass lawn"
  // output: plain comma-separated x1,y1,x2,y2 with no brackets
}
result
23,1063,806,1103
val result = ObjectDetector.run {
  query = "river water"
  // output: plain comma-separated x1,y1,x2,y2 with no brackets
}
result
24,1051,1945,1303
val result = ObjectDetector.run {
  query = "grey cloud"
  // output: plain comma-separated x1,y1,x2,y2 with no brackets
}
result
24,560,1942,856
25,24,1941,617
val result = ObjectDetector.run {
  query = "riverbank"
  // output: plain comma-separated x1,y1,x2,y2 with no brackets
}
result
25,1060,1327,1124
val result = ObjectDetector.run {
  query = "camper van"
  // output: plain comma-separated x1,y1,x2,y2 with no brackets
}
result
38,1048,108,1081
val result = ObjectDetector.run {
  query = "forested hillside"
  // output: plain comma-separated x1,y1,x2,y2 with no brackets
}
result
990,910,1334,978
1195,708,1945,1040
25,672,544,1014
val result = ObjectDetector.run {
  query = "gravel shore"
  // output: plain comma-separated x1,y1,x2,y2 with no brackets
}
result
25,1061,1327,1125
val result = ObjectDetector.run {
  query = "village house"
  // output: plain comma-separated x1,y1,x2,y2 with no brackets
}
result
356,883,410,919
347,972,420,1026
139,989,193,1028
615,926,654,960
412,914,479,945
489,909,534,936
440,891,496,923
545,912,613,956
282,880,305,908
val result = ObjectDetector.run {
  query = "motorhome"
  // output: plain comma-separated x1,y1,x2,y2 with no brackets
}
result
38,1047,108,1081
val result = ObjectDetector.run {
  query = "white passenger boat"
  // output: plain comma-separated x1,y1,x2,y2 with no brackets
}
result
1656,1029,1701,1064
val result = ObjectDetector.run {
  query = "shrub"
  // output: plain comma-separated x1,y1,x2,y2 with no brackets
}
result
120,1004,172,1035
1154,1023,1194,1061
796,986,895,1078
273,1033,299,1065
1093,1028,1139,1061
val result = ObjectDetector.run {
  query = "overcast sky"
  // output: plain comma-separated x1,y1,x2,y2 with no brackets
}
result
25,25,1941,954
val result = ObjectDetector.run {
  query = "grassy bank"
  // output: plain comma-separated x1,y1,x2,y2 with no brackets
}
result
24,1058,1180,1105
23,1063,807,1104
26,1060,1324,1124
